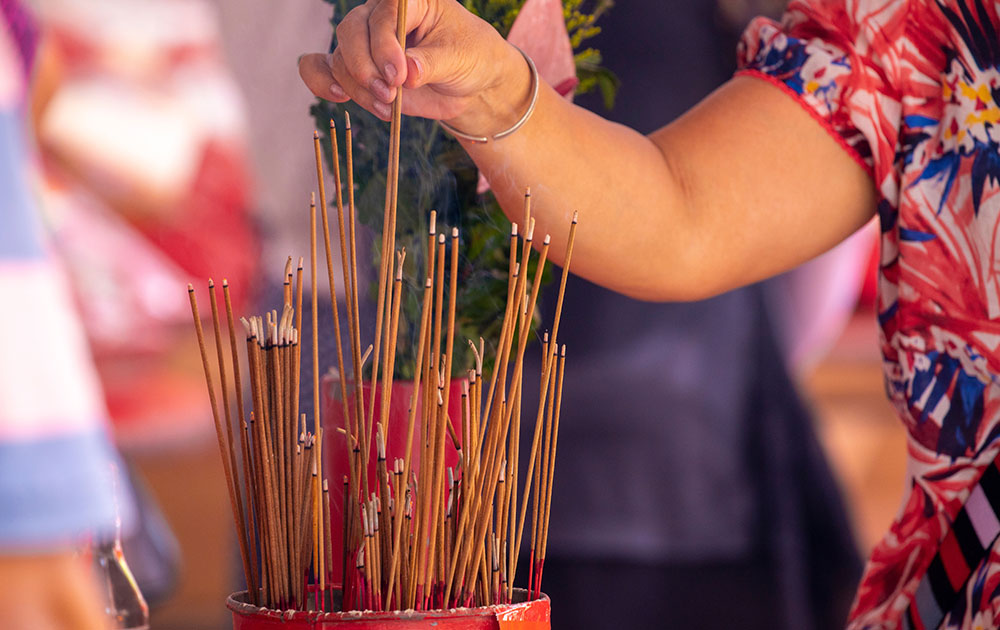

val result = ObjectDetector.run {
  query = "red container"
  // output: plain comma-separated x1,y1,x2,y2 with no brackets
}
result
227,589,550,630
321,377,466,585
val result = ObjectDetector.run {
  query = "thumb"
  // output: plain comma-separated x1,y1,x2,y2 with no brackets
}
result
403,43,464,90
401,9,507,91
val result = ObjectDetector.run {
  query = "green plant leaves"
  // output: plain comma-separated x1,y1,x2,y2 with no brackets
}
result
312,0,614,377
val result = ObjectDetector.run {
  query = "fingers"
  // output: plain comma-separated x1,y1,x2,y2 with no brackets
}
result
301,0,475,121
332,3,397,112
298,53,349,103
366,0,409,87
336,5,395,98
329,48,393,120
402,44,446,90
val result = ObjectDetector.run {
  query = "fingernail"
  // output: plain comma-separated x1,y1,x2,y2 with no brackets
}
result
384,63,397,83
330,83,346,99
371,78,392,102
406,54,421,81
372,101,391,119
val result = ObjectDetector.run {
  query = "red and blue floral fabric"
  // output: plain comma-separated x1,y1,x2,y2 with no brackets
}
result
739,0,1000,627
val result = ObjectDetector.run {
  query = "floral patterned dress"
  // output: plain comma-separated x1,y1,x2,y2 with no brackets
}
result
739,0,1000,627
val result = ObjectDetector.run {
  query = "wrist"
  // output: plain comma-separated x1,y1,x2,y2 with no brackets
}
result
443,41,534,141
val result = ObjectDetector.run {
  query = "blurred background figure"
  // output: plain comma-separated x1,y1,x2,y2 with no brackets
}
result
17,0,349,625
0,0,127,628
22,0,260,626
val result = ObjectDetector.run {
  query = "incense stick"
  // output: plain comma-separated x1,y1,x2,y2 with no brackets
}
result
188,285,256,604
188,106,577,615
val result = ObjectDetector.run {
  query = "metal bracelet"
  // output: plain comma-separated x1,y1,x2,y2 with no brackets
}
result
438,45,540,144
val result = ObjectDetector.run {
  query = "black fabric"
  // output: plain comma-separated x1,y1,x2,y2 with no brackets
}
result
746,287,861,630
951,510,984,569
981,463,1000,513
539,556,782,630
528,288,862,630
925,556,955,614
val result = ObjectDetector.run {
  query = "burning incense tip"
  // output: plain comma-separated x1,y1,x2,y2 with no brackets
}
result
187,283,194,292
468,339,483,375
208,278,215,288
438,233,445,244
525,187,531,197
344,111,351,129
329,117,335,130
222,279,229,287
425,278,432,289
561,344,567,356
572,211,579,223
452,227,458,238
313,130,319,139
310,192,316,205
396,249,406,280
297,256,304,269
429,210,437,235
543,235,551,245
511,223,518,237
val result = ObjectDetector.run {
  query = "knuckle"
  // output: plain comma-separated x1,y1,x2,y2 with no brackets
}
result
329,51,352,82
337,13,360,37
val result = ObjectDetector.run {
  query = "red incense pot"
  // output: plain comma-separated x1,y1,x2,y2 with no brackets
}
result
227,589,550,630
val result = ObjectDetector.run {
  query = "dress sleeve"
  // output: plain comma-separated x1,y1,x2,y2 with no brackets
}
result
736,0,905,187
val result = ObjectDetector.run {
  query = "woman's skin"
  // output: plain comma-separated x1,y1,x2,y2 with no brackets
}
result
0,552,109,630
298,0,877,301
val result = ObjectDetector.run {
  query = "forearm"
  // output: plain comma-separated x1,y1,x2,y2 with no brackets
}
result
470,102,675,297
448,53,877,300
452,77,689,300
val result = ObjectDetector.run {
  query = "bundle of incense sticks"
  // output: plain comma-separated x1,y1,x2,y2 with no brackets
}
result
187,2,575,610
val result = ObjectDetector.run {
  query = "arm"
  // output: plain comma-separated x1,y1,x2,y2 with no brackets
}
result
299,0,876,301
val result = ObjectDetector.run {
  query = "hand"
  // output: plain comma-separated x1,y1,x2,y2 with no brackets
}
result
0,552,109,630
298,0,532,137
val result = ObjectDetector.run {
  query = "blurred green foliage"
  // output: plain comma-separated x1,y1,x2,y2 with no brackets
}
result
312,0,616,378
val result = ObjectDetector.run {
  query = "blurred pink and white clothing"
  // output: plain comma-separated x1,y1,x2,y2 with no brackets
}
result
0,0,126,550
